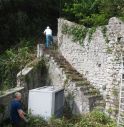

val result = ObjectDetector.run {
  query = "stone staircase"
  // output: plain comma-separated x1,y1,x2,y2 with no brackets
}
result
45,49,105,112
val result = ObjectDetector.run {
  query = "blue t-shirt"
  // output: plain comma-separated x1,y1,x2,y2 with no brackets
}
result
10,99,22,124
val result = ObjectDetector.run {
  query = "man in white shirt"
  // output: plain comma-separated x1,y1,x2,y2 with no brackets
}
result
44,26,53,48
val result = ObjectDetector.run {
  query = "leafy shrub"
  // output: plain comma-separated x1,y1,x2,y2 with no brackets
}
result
0,39,36,90
49,110,116,127
49,117,74,127
28,116,48,127
62,23,88,44
76,110,116,127
62,0,124,27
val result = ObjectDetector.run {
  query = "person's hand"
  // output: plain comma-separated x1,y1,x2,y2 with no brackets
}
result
24,117,29,123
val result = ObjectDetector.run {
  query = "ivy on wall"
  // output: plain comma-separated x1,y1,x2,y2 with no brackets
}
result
61,22,110,46
62,23,97,45
101,26,109,43
62,23,87,45
88,27,96,42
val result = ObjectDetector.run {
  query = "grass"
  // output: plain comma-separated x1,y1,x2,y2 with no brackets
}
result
1,109,116,127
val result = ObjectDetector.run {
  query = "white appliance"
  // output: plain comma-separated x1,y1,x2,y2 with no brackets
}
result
28,86,64,119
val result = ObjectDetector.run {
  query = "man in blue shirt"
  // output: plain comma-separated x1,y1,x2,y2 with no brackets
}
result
10,92,27,127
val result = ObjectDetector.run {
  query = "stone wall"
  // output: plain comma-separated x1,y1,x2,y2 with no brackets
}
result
58,17,124,118
17,58,49,89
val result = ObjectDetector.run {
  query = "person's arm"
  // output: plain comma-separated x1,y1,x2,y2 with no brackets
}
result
16,102,28,122
18,109,25,119
18,109,28,122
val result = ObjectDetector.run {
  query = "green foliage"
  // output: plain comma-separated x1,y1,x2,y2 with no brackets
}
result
28,116,48,127
75,110,116,127
0,0,59,53
88,27,96,41
0,39,35,90
90,110,112,124
49,117,74,127
101,26,109,43
62,23,88,44
101,26,107,38
62,0,124,27
28,110,116,127
61,21,111,45
106,47,113,54
62,23,97,44
2,110,116,127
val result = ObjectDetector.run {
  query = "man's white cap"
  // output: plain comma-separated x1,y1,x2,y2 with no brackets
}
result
47,26,50,29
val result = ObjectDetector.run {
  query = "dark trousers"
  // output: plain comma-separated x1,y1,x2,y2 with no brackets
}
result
12,123,20,127
11,121,25,127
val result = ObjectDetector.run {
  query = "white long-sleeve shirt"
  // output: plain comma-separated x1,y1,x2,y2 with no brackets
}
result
44,28,52,35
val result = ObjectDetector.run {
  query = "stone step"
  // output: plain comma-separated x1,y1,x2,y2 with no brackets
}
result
84,90,99,96
75,80,90,86
94,100,106,107
69,77,83,81
87,94,102,100
59,66,76,72
68,74,83,79
54,58,66,63
59,64,71,69
65,73,83,79
53,56,73,67
80,85,96,91
67,69,79,73
51,55,65,61
55,57,65,61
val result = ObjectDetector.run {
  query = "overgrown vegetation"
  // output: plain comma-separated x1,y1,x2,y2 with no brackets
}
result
62,0,124,27
61,21,111,45
61,0,124,45
0,39,36,91
33,110,116,127
62,23,87,44
28,115,48,127
4,109,116,127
